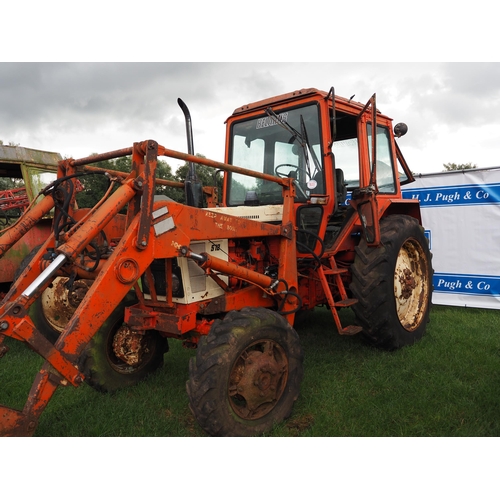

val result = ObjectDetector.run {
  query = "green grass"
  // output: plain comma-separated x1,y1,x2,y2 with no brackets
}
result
1,305,499,436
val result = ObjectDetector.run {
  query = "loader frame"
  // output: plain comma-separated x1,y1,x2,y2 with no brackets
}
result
0,141,303,435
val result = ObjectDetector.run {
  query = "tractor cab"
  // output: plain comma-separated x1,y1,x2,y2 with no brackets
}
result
223,88,413,250
226,100,324,206
223,90,333,256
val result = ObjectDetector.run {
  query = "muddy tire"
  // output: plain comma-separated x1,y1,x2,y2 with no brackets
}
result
350,214,433,350
186,307,304,436
78,293,168,393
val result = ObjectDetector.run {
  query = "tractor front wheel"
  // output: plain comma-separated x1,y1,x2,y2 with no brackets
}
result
186,307,304,436
350,214,433,350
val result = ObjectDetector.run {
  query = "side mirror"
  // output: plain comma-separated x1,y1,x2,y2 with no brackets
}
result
394,123,408,138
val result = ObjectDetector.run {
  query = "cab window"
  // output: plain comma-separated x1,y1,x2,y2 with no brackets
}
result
367,124,396,193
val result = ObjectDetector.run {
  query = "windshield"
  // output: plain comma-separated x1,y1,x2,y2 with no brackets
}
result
227,103,323,206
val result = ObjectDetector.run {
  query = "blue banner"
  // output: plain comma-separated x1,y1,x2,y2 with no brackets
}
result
433,273,500,297
402,183,500,207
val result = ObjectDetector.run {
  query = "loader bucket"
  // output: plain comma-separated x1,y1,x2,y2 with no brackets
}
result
0,406,35,437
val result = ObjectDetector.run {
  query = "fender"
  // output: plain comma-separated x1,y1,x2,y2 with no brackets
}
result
380,198,422,225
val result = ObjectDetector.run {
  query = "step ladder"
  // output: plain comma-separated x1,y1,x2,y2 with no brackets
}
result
317,256,363,336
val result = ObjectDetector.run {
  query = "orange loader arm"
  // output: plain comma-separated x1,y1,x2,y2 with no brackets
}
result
0,139,299,436
0,141,155,435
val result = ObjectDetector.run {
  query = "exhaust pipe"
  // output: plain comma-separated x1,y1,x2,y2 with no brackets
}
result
178,98,203,208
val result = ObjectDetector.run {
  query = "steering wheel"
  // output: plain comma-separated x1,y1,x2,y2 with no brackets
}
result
274,163,300,178
274,163,312,200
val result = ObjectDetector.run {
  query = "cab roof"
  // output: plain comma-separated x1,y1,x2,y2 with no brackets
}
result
230,88,385,118
0,145,61,167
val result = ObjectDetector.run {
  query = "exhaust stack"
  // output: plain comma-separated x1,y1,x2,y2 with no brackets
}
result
178,98,203,208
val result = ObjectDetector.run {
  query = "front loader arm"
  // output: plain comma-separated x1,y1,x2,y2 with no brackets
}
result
0,165,144,436
0,216,155,435
1,138,299,436
56,215,156,359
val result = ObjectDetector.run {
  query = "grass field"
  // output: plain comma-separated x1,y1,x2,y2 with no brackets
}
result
1,304,499,437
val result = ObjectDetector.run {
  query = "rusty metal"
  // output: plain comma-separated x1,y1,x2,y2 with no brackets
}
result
0,187,29,212
394,237,430,332
136,140,158,250
349,187,381,247
0,367,64,436
81,163,184,189
0,194,55,259
399,268,416,300
182,246,277,291
0,144,61,168
228,339,288,420
112,324,146,366
115,259,141,284
357,94,378,188
125,304,197,336
56,178,137,259
69,147,134,168
0,342,8,358
0,219,52,284
39,277,93,332
0,300,83,386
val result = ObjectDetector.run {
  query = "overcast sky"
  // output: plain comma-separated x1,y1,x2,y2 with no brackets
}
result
1,62,499,175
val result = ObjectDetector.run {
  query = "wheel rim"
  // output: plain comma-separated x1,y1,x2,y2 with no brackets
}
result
106,322,157,374
40,277,92,332
394,238,430,331
228,339,288,420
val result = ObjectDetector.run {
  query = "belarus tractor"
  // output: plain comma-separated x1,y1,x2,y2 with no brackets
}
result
0,88,432,436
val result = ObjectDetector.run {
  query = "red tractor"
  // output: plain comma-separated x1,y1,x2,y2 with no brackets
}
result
0,88,432,436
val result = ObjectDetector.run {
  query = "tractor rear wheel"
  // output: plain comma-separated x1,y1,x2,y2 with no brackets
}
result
350,214,432,350
30,276,94,344
78,293,168,392
186,307,304,436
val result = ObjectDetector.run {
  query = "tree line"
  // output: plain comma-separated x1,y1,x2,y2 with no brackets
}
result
442,162,477,171
74,154,222,208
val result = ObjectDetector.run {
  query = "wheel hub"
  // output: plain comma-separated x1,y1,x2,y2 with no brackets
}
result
399,268,416,299
112,324,147,367
229,340,288,420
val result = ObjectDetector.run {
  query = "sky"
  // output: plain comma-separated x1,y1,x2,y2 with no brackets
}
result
1,62,500,175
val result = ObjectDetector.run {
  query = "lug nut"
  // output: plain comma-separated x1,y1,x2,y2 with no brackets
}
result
0,321,9,330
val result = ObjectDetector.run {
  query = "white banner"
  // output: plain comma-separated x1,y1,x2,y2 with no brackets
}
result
402,167,500,309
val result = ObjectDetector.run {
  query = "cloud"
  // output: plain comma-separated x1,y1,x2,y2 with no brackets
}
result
1,62,499,171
